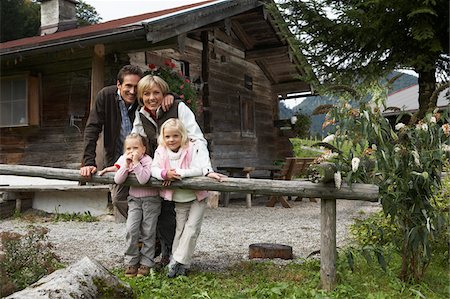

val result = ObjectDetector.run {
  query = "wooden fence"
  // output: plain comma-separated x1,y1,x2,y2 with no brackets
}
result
0,164,379,291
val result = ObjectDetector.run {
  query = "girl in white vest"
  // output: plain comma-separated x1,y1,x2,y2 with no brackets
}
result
151,118,214,278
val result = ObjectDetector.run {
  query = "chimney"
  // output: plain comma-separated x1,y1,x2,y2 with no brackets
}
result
40,0,78,35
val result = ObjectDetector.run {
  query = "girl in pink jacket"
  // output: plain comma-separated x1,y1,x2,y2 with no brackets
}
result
114,133,160,278
151,118,215,278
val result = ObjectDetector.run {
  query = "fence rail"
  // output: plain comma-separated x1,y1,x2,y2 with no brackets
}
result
0,164,379,291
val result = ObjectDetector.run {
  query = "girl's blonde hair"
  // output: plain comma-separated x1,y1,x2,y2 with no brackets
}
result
137,75,170,106
158,118,189,148
123,132,147,153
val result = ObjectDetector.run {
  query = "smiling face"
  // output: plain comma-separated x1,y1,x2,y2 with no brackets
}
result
162,126,182,152
142,84,164,112
117,74,141,105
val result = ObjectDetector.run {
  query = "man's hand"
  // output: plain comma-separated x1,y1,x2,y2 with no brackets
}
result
207,172,227,182
80,166,97,178
161,94,175,112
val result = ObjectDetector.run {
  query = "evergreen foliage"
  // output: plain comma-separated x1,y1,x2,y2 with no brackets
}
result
271,0,449,119
0,0,40,42
0,0,101,43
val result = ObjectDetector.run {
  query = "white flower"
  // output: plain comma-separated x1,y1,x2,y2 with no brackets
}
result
395,123,406,130
290,116,298,125
411,150,421,166
416,123,428,131
394,146,401,153
371,144,377,151
442,144,450,152
334,171,342,189
442,124,450,136
351,157,360,172
322,134,335,143
430,116,437,124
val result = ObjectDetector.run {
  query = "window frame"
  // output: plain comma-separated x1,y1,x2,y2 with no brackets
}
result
0,74,40,128
239,94,256,138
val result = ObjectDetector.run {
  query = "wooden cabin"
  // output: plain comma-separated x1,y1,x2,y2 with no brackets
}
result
0,0,312,172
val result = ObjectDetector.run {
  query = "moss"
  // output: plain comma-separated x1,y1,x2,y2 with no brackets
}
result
92,277,134,299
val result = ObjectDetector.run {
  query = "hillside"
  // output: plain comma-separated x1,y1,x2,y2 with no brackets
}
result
279,71,418,136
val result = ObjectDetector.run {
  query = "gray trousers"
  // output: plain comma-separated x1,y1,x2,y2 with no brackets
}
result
124,195,161,267
172,199,207,266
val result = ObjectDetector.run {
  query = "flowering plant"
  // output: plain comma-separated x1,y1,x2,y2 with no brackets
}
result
144,59,198,113
318,82,449,281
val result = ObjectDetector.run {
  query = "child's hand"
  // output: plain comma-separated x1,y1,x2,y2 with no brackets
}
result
98,166,117,176
166,169,181,181
131,150,142,165
125,153,133,166
207,172,227,182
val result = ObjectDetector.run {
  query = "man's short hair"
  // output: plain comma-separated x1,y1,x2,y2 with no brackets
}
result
117,65,143,84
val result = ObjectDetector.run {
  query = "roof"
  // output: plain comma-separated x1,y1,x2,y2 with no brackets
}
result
383,84,450,116
0,0,217,55
0,0,311,94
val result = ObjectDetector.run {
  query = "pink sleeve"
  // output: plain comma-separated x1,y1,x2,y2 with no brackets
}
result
114,155,129,184
133,155,152,185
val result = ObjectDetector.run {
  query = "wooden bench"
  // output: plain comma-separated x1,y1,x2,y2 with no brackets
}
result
216,165,281,208
267,157,316,208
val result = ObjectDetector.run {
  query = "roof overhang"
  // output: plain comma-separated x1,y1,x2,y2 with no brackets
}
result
0,0,311,95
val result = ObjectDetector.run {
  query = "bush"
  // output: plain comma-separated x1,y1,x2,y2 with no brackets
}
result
0,226,60,297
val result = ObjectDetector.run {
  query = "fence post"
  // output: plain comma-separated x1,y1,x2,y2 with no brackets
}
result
320,197,336,291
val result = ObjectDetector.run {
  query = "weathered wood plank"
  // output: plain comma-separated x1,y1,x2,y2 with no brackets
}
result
320,198,337,291
0,164,379,201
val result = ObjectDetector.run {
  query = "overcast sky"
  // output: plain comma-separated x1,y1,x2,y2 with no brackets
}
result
84,0,209,22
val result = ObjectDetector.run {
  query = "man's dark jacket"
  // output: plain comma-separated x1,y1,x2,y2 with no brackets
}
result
82,85,139,168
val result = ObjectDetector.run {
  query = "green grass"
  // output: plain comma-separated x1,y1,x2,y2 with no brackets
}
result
290,138,323,158
114,254,448,298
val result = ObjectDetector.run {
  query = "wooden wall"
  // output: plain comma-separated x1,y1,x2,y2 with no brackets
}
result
1,28,292,170
1,48,95,168
145,30,291,168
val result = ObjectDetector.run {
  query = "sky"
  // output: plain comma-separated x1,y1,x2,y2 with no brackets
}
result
85,0,209,22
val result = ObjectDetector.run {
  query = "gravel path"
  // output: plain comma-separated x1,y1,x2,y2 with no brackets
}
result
0,197,380,272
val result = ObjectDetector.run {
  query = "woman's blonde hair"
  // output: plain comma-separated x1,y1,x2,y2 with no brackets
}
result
123,133,147,153
158,118,189,148
137,75,170,106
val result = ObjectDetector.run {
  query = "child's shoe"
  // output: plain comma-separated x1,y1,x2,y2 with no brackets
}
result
167,261,187,278
124,264,139,277
136,265,152,277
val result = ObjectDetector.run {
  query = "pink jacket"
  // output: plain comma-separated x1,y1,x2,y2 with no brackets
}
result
154,142,209,201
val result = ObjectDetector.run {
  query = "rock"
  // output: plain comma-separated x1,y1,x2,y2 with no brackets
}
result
5,256,133,299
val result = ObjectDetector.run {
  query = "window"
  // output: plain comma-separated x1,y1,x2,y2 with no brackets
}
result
0,75,39,127
240,94,255,137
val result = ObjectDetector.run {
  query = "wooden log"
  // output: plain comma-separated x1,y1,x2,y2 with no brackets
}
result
320,198,337,291
5,257,133,299
249,243,293,259
0,164,379,201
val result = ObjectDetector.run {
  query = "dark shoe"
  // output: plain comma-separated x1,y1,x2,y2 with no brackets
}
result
137,265,152,277
167,261,180,278
160,255,170,267
125,264,139,277
167,261,187,278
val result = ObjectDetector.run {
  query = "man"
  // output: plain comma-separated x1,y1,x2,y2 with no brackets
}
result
80,65,174,219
